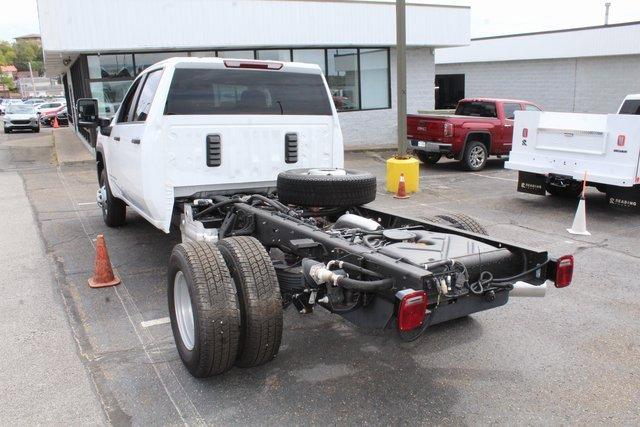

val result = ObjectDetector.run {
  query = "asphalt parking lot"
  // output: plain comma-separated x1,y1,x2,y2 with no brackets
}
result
2,129,640,425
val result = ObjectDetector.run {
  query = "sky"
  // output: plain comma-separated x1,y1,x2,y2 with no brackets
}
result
2,0,640,42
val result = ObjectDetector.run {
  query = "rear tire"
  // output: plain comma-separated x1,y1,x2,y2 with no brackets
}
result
99,169,127,227
168,242,241,377
218,237,283,368
462,141,488,171
277,168,377,207
415,152,442,165
425,213,488,235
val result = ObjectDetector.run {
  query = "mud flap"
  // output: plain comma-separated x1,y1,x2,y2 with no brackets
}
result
607,185,640,210
517,171,546,195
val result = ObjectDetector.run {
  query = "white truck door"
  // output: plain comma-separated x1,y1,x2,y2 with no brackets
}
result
107,77,144,199
117,69,165,215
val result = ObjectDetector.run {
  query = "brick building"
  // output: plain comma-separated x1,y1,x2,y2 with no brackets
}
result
434,21,640,114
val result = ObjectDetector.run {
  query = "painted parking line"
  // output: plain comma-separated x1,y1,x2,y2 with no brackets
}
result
78,202,96,206
140,317,171,328
469,172,517,182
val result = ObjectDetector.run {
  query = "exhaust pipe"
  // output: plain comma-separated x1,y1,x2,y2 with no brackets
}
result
509,281,547,298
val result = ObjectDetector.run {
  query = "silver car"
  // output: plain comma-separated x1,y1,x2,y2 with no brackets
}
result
3,104,40,133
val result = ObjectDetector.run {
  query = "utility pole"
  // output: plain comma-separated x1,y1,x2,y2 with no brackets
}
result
396,0,407,157
28,62,36,98
605,2,611,25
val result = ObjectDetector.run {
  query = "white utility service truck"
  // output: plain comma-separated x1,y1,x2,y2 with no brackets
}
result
506,94,640,209
75,57,573,378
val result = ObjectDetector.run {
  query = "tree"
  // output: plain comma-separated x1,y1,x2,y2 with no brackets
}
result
13,41,44,75
0,75,16,91
0,41,16,66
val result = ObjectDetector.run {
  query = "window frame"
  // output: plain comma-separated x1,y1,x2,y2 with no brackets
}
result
132,68,164,122
116,75,145,124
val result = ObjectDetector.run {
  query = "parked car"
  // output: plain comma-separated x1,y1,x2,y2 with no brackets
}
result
35,101,66,117
40,106,68,126
3,104,39,133
23,98,45,106
76,57,573,379
506,94,640,210
407,98,542,171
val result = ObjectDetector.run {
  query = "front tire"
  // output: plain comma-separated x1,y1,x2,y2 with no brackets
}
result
462,141,488,171
168,242,241,377
33,126,40,133
218,237,283,368
99,169,127,227
4,127,10,134
415,152,442,165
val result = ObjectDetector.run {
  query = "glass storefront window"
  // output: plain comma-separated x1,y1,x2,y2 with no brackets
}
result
292,49,325,74
90,80,133,118
217,50,255,59
360,49,389,110
134,52,188,74
88,54,134,79
256,50,291,61
327,49,359,111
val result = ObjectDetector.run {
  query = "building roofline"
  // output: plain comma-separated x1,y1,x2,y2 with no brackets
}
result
471,20,640,41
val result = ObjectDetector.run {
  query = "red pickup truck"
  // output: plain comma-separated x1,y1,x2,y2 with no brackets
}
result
407,98,542,171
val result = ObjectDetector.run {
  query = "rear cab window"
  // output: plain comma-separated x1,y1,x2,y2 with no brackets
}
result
619,99,640,115
455,101,497,118
503,103,522,120
164,68,333,116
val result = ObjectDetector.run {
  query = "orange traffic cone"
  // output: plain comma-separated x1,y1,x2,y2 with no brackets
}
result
53,116,59,128
393,173,410,199
88,235,121,288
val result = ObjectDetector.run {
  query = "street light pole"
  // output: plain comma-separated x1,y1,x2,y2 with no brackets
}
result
396,0,407,157
28,62,36,98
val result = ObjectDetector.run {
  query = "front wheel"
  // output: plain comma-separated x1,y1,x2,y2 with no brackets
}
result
33,126,40,133
168,242,241,377
415,152,442,165
99,169,127,227
462,141,488,171
4,127,10,134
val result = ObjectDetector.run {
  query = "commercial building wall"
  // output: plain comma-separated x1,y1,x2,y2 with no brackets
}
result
436,54,640,114
341,47,435,147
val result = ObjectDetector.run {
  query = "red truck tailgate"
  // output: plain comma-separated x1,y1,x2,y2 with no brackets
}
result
407,114,447,142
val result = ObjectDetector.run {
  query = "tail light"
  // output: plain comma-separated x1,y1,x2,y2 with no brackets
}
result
396,289,428,331
444,123,454,137
554,255,574,288
223,60,283,70
522,128,529,138
617,135,626,147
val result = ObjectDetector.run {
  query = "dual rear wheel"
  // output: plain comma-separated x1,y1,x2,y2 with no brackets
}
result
168,237,283,377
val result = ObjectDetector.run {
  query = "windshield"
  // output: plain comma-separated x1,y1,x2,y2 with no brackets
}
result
165,68,333,116
619,99,640,115
7,105,35,114
455,101,497,118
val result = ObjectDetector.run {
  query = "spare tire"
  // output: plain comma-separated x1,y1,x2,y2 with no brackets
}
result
424,213,488,235
277,168,377,207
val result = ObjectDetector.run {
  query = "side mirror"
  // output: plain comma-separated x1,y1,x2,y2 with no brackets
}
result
76,98,99,128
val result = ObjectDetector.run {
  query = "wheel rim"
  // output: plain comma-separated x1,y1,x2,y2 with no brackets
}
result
174,271,195,350
469,146,486,168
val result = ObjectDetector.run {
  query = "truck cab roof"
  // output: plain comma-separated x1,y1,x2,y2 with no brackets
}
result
144,56,324,75
459,97,536,105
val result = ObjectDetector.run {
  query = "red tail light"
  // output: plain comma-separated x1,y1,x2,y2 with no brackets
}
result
397,289,428,331
444,123,454,137
617,135,626,147
522,128,529,138
554,255,574,288
224,60,283,70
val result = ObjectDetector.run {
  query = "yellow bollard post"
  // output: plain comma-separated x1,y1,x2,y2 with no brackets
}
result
386,156,420,194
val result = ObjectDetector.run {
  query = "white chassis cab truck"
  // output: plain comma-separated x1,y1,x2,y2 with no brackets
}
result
506,94,640,209
75,57,574,378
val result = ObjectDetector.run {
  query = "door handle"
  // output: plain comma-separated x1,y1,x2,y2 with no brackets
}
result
131,138,141,144
113,136,120,141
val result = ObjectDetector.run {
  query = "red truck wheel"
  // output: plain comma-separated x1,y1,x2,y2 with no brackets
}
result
462,141,488,171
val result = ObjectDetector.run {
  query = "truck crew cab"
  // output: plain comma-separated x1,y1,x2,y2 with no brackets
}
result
76,58,573,378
